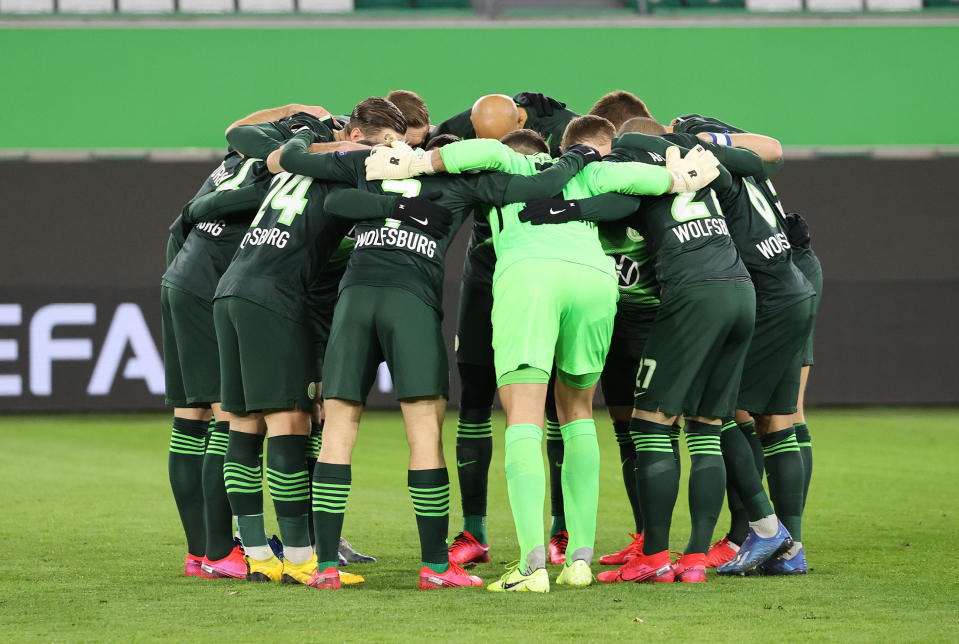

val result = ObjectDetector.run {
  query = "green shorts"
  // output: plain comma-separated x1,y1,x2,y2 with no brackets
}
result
161,284,219,408
213,296,314,414
322,285,449,403
634,280,756,419
738,296,815,416
801,268,823,366
455,280,494,367
600,302,658,408
491,259,618,386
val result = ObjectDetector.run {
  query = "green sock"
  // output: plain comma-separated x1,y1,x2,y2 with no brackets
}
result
202,420,235,561
409,468,450,574
721,420,774,523
670,425,682,478
761,427,804,541
306,421,323,546
545,418,565,534
266,435,311,555
559,419,600,564
169,417,208,557
312,462,350,571
794,423,813,511
224,431,267,550
505,423,546,570
739,420,765,476
632,418,679,555
614,420,643,533
684,421,725,555
456,409,492,544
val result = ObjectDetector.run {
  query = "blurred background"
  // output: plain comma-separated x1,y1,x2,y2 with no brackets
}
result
0,4,956,411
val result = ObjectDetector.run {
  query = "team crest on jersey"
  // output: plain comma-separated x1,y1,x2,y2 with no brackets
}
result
307,382,317,400
626,227,644,242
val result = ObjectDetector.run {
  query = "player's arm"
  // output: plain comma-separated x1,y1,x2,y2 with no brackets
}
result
430,108,474,139
180,183,267,224
457,147,597,206
667,132,765,177
275,130,364,183
225,104,330,135
519,192,644,225
324,189,452,238
697,132,783,164
226,123,287,160
437,138,518,173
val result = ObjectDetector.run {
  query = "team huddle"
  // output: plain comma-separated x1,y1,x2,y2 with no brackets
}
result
161,89,822,591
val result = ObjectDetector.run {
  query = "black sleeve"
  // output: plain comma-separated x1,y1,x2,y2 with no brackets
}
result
576,192,644,223
180,183,267,225
279,132,365,184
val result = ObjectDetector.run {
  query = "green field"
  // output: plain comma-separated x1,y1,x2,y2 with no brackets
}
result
2,409,957,642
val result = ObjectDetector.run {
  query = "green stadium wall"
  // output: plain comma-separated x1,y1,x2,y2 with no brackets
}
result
1,25,957,149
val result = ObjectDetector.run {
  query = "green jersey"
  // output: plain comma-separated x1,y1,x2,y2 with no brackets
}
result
162,158,270,301
280,133,589,313
430,104,577,157
212,171,358,322
460,213,496,289
576,139,750,292
755,177,822,277
715,174,814,315
166,151,255,257
440,139,671,281
598,217,660,308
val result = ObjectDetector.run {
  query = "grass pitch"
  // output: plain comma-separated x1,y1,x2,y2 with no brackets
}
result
1,408,957,642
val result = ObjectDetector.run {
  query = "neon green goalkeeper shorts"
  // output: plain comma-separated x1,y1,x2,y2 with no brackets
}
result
491,258,617,385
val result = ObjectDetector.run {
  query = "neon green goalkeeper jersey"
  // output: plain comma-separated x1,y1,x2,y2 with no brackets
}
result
439,139,671,281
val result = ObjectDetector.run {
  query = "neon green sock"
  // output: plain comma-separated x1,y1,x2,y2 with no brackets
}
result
504,423,546,570
559,419,600,564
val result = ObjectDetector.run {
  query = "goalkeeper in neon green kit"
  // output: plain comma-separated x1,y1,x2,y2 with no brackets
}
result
366,116,720,591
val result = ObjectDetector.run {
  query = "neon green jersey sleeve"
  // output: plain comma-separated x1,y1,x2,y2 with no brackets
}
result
586,161,672,196
438,139,526,174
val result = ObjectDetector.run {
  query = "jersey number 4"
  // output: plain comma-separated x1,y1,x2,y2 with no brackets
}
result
251,172,314,227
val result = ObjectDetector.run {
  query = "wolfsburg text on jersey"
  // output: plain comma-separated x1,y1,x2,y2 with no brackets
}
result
241,227,290,249
672,217,730,243
354,226,438,259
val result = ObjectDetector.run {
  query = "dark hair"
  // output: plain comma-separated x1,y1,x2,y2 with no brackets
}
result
588,90,653,129
425,133,460,151
560,115,616,151
500,128,548,155
618,117,667,136
386,90,429,128
348,97,407,139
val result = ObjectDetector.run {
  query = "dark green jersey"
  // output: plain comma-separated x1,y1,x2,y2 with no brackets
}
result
715,175,814,315
460,211,496,289
283,134,588,314
213,171,355,322
600,139,750,292
598,218,660,309
162,159,270,301
226,112,339,161
166,151,254,253
757,177,822,278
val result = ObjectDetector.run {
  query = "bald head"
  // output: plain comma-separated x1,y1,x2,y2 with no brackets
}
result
470,94,526,140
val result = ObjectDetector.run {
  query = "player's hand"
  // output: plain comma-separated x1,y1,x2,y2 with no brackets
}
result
390,191,452,238
563,143,601,166
671,113,745,135
665,145,720,193
513,92,567,118
518,198,583,225
365,140,435,180
296,104,332,120
784,212,811,248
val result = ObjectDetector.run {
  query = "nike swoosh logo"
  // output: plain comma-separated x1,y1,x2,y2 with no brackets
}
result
555,461,563,468
549,208,566,215
502,580,526,590
457,460,477,468
634,391,646,397
410,216,428,225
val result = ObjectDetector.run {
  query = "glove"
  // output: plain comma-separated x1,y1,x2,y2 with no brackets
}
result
390,191,452,238
672,113,745,135
518,198,582,225
563,143,601,166
365,140,435,180
784,212,811,249
513,92,567,118
665,145,720,193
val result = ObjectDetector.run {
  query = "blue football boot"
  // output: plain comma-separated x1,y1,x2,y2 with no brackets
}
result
716,521,793,576
758,547,808,575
